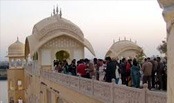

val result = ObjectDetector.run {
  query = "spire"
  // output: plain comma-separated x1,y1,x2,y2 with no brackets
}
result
53,5,55,15
60,8,62,18
124,37,126,40
56,4,59,14
16,37,19,43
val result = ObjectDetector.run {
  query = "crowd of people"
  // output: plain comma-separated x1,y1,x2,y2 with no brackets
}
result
53,56,167,90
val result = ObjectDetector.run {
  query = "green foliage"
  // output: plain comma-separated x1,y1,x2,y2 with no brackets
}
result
56,50,70,61
136,50,145,64
157,40,167,55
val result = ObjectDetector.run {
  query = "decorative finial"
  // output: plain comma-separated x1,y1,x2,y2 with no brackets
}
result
16,37,19,42
60,8,62,18
56,4,59,14
53,5,55,15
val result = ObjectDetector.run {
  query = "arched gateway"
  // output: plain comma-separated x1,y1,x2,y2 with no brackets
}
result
25,13,95,67
55,50,70,61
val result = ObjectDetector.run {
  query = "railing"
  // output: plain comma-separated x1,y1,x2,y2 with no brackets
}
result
41,71,167,103
24,61,40,103
25,61,40,76
146,90,167,103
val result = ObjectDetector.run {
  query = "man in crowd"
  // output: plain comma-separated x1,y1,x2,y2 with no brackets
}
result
105,57,116,82
142,58,153,90
77,60,87,78
150,58,158,89
120,58,127,85
157,57,164,90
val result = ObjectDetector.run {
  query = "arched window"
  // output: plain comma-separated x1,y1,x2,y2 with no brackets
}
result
17,80,23,90
9,80,15,90
9,97,14,103
55,50,70,61
10,59,15,67
18,97,23,103
16,59,22,67
33,52,38,60
47,89,51,103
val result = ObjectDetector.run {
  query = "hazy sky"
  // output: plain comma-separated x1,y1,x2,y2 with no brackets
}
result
0,0,166,61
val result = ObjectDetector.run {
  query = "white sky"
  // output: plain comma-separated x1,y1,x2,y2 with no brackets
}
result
0,0,166,61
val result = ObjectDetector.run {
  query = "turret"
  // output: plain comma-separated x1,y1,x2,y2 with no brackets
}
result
7,37,25,103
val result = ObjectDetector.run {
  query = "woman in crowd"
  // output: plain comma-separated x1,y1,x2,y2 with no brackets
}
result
115,60,121,84
98,59,106,81
131,59,141,88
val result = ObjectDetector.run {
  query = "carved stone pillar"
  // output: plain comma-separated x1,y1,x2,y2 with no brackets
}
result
157,0,174,103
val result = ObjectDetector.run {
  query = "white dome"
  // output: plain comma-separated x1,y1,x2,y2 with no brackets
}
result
106,40,143,58
32,14,84,41
25,14,95,57
8,38,24,57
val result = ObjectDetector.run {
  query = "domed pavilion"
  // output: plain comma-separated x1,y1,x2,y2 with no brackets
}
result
7,37,25,68
105,39,143,59
25,9,95,67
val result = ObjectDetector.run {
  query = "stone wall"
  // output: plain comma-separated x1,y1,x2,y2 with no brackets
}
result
157,0,174,103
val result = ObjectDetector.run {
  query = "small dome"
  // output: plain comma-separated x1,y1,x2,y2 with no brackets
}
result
25,13,95,57
8,38,25,57
106,40,143,58
32,14,84,41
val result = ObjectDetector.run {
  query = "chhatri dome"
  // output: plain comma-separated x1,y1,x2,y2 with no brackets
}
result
8,37,25,57
105,38,143,59
25,6,95,63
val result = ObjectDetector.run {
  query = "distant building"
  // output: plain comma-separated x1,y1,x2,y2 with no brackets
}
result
105,39,144,59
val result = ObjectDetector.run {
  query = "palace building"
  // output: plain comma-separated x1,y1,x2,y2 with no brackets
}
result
25,9,95,66
6,3,171,103
7,7,96,103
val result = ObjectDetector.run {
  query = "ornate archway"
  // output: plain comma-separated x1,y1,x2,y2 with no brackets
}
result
55,50,70,61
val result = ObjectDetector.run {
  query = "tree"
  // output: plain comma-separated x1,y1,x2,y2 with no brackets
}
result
136,50,145,64
157,40,167,55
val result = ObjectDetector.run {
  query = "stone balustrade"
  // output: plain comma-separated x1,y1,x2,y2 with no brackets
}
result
41,70,167,103
25,62,40,103
25,61,40,76
24,63,167,103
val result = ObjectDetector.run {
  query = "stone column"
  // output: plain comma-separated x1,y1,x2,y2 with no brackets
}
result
157,0,174,103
